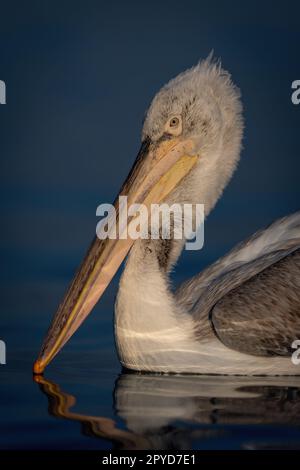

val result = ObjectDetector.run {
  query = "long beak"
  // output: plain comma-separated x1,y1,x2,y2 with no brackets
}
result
33,136,198,374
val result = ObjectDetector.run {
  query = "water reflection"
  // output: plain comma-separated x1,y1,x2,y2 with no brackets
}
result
35,374,300,450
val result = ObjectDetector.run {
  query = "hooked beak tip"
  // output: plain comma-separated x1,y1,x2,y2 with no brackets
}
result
33,359,45,375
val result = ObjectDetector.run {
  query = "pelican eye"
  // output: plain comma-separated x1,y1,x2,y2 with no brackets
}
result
169,117,179,127
165,115,182,136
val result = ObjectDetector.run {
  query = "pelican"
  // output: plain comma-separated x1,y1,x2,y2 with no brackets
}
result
34,57,300,376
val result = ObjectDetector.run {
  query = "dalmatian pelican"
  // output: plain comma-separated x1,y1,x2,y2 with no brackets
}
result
34,57,300,376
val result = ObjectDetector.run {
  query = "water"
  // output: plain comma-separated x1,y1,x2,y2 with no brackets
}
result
1,345,300,450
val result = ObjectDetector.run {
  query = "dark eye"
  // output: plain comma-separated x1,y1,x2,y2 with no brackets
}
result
169,117,180,127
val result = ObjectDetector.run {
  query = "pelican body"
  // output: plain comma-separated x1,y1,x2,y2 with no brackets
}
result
34,58,300,376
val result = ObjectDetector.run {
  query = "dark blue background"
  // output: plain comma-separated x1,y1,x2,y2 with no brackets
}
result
0,0,299,449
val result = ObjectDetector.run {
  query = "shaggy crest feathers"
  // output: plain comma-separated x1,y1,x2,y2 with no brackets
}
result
142,54,244,154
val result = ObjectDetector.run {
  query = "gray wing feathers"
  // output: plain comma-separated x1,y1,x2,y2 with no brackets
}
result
176,211,300,310
175,211,300,356
212,248,300,357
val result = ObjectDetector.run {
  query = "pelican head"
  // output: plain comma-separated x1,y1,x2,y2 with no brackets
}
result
34,56,243,374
